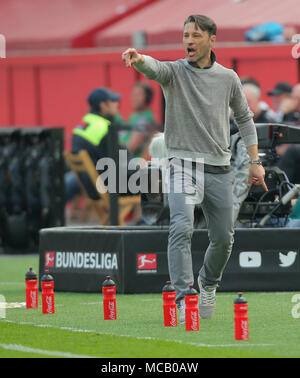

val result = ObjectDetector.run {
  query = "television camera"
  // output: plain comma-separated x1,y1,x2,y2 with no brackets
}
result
238,123,300,226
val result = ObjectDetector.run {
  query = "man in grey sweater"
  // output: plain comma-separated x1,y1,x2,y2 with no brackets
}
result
122,15,267,322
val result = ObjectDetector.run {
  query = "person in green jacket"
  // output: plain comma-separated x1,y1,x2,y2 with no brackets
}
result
286,198,300,228
119,82,157,158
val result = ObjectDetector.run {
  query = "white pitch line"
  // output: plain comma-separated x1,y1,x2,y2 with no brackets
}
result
2,319,274,348
80,302,100,305
0,343,94,358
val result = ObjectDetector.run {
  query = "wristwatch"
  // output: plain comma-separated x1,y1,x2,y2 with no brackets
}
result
250,159,263,165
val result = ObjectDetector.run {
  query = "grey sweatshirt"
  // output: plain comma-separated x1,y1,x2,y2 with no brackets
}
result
134,54,258,166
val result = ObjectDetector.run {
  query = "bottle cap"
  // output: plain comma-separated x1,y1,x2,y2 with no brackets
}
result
162,280,175,292
102,275,116,287
41,270,54,282
25,266,37,281
184,284,198,296
234,292,248,304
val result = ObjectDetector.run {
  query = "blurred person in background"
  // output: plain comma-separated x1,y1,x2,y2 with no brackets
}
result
285,197,300,228
271,83,300,187
245,22,297,44
272,26,297,44
266,81,300,122
120,81,157,159
65,87,132,203
275,83,300,123
241,77,277,120
273,83,300,228
293,84,300,112
71,87,122,164
276,144,300,185
243,82,276,123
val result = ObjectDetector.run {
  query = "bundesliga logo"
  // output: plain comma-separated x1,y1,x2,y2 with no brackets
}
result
45,252,55,267
137,254,157,272
44,251,118,270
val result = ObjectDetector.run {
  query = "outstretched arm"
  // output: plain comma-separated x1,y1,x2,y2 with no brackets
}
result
122,48,145,68
122,48,174,85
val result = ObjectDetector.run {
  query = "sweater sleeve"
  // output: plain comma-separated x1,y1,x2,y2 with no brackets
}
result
230,72,258,147
134,55,174,86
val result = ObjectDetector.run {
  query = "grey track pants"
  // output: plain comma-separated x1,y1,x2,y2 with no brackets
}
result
167,159,235,303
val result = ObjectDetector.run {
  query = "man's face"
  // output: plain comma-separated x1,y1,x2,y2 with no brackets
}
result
244,90,259,113
183,22,216,63
132,85,146,111
243,87,261,119
100,100,119,117
272,94,289,111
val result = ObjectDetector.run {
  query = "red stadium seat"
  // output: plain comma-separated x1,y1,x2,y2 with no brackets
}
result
0,0,155,51
95,0,300,47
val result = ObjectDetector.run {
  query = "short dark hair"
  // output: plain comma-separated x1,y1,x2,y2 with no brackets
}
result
184,15,217,36
134,81,153,105
240,77,261,89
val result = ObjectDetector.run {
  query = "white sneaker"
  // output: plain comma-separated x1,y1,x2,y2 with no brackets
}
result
198,277,217,319
177,299,185,324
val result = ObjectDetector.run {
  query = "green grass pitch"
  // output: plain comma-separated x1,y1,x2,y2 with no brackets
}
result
0,255,300,358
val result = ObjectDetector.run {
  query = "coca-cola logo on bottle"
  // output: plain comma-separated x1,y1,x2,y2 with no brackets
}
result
169,307,177,327
30,291,37,307
105,288,115,293
167,294,176,299
241,320,248,340
190,311,198,331
46,296,53,313
108,301,115,319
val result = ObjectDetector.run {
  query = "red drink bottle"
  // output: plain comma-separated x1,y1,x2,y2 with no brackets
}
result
102,276,117,320
41,270,55,314
162,281,177,327
185,284,199,331
25,267,38,309
234,292,248,340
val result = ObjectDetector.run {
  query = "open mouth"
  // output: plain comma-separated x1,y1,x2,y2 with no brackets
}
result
187,47,196,58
